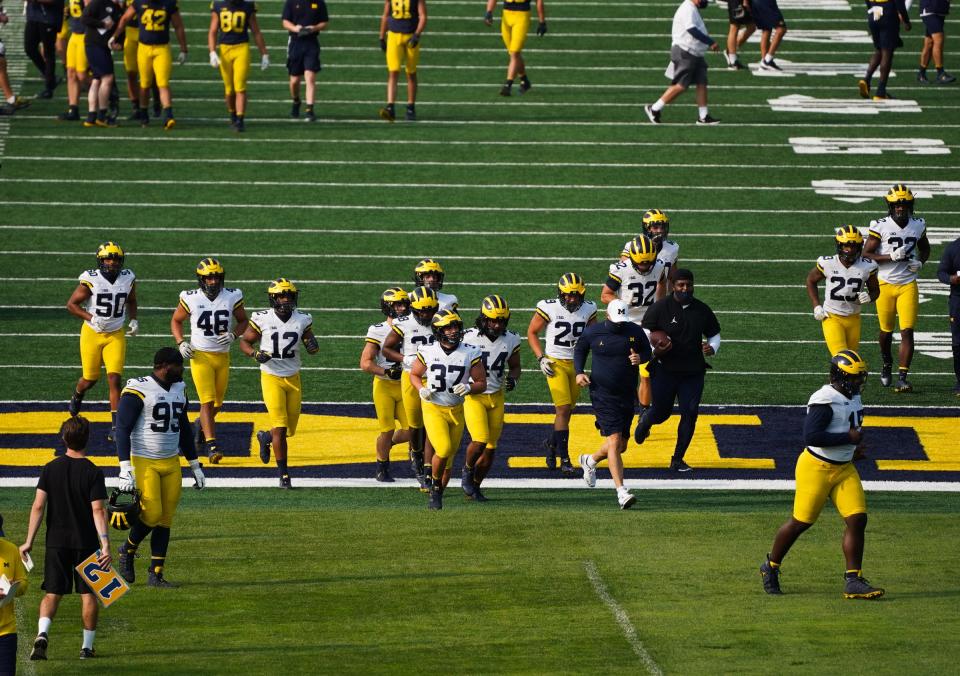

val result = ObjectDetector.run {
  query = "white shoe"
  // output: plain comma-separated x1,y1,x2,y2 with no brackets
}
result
579,454,596,488
618,490,636,510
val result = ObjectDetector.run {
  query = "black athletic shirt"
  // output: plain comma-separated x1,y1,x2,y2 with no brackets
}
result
37,456,107,550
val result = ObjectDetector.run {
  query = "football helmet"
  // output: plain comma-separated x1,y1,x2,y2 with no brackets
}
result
413,259,445,290
830,349,868,397
626,234,657,273
268,278,299,320
408,286,439,327
885,184,914,227
196,257,225,300
477,294,510,340
557,273,586,312
834,225,864,265
380,287,410,319
432,309,465,348
642,209,670,249
96,241,124,283
107,488,141,531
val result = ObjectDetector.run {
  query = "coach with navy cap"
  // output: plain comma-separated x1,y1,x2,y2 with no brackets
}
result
634,269,721,471
574,299,651,509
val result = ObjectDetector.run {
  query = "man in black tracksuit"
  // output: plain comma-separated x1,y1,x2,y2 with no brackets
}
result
937,236,960,395
635,268,721,471
24,0,66,97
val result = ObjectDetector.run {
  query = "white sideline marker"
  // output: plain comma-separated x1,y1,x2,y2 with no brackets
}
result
790,137,950,155
583,560,664,676
769,95,921,115
811,180,960,203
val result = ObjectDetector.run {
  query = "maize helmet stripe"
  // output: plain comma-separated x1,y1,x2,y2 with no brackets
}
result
414,259,444,274
408,286,440,310
268,278,298,295
835,225,864,245
432,308,463,328
197,257,225,276
884,183,915,204
641,209,670,227
382,287,409,303
558,273,586,295
627,234,657,265
96,241,124,260
832,349,868,375
481,294,511,320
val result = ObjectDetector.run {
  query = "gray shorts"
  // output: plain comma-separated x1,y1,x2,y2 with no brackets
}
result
670,45,708,87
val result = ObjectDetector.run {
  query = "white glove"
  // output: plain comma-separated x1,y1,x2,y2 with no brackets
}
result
538,356,555,377
857,291,872,305
89,316,109,332
418,387,433,401
868,5,883,20
813,305,828,321
178,340,194,359
209,50,220,68
215,332,236,346
907,259,923,273
189,459,205,489
452,383,470,396
125,319,139,337
260,54,270,70
119,460,136,491
176,50,187,65
107,36,117,50
890,247,908,261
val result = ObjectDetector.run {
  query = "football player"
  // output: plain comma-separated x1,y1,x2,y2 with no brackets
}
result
484,0,546,96
413,258,457,311
863,184,931,392
623,209,680,287
377,0,426,122
360,287,412,482
381,286,438,488
760,350,884,600
207,0,269,133
409,310,486,510
461,295,522,501
604,234,667,416
56,0,88,122
115,347,205,588
806,226,880,355
110,0,188,130
240,279,318,489
171,258,248,465
527,273,598,474
66,242,139,442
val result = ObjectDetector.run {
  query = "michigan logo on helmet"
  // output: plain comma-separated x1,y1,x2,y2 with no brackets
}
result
268,278,299,319
432,309,465,348
380,287,411,319
477,294,511,340
96,241,125,282
409,286,440,327
642,209,670,247
196,257,225,300
626,235,657,271
557,273,586,312
413,259,445,290
830,349,868,397
834,225,864,265
884,184,915,226
108,488,141,531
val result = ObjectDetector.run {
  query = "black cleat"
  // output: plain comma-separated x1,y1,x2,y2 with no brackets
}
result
428,485,443,510
379,106,395,122
843,575,884,599
670,458,692,472
760,555,782,594
147,570,178,588
58,109,80,121
304,110,316,122
560,457,577,476
375,467,395,482
472,486,489,502
409,448,425,477
80,648,96,659
696,114,721,125
30,633,48,660
461,466,477,498
279,474,293,489
519,78,531,94
880,363,892,387
117,542,136,583
543,437,557,470
634,419,650,445
68,392,82,417
405,106,416,121
417,473,431,493
894,376,913,393
257,430,271,464
290,100,301,118
234,118,245,133
499,84,511,97
936,71,957,84
917,70,930,84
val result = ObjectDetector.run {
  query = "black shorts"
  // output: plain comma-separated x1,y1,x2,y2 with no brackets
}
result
727,0,754,26
950,296,960,345
0,633,16,676
670,45,708,87
287,37,321,75
42,547,95,595
869,18,903,50
751,0,786,31
590,389,635,438
85,42,114,79
922,13,945,36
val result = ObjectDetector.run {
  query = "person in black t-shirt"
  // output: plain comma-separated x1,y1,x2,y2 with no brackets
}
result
20,416,111,661
634,269,721,472
281,0,329,121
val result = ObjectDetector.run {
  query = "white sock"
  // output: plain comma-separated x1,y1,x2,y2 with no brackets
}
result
38,617,52,635
699,106,709,119
586,455,598,469
651,99,665,112
726,51,735,65
82,629,96,650
617,486,631,495
6,96,15,105
763,54,773,63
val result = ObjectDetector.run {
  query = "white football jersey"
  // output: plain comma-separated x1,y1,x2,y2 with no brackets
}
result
178,287,244,353
463,328,522,394
806,384,863,463
249,309,313,377
391,314,435,370
868,216,926,285
416,341,482,407
623,239,680,274
606,259,667,323
79,268,136,334
365,321,401,380
122,375,188,460
817,256,878,317
535,298,598,360
438,291,458,312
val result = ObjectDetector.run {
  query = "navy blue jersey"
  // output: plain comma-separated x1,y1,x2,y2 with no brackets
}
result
211,0,257,44
135,0,179,45
386,0,419,34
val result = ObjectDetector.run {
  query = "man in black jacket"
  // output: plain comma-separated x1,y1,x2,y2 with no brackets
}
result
937,236,960,395
634,269,720,471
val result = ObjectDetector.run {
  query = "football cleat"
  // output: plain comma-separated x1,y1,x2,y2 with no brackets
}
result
428,485,443,510
147,569,178,588
872,93,894,101
843,575,884,599
418,473,432,493
579,454,596,487
560,457,577,476
279,475,293,489
519,78,532,94
760,555,782,594
472,485,489,502
163,117,176,131
499,84,511,97
857,79,870,99
379,106,395,122
634,419,650,445
95,118,118,128
936,71,956,84
80,648,96,659
917,70,930,84
234,118,246,133
405,106,416,121
830,350,868,397
669,458,693,472
206,441,223,465
894,377,913,393
257,430,272,464
83,118,97,128
117,542,136,582
461,466,477,498
375,462,394,482
953,383,960,398
543,437,557,470
304,110,316,122
291,100,301,118
644,104,661,124
618,490,636,510
696,115,720,125
880,363,892,387
58,109,80,121
30,633,48,660
11,96,31,110
69,392,82,417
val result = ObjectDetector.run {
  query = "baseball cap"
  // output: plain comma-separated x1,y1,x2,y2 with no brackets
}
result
607,299,630,323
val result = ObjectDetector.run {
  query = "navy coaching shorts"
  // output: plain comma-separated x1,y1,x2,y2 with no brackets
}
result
85,42,114,79
922,13,945,36
751,0,786,31
287,37,321,75
589,387,636,438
